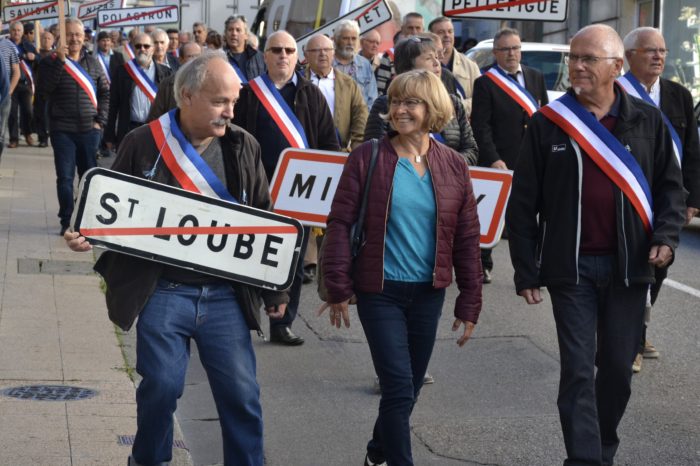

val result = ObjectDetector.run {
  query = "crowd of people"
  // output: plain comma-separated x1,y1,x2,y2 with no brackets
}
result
21,8,694,466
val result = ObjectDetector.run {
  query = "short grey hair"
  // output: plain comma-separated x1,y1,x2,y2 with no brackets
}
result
574,24,623,58
152,28,168,41
494,27,519,44
622,27,661,51
174,50,228,106
333,20,360,40
65,17,85,30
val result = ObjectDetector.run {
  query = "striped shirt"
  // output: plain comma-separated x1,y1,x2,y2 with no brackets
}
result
0,39,19,82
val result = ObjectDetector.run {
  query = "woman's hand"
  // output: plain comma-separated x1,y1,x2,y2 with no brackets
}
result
64,230,92,252
316,300,351,328
452,319,476,347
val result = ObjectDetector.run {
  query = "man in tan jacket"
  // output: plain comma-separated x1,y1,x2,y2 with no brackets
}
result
303,34,368,152
429,16,481,115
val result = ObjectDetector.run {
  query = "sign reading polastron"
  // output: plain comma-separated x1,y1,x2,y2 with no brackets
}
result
443,0,568,22
97,5,179,28
2,0,70,22
269,149,348,228
469,167,513,248
72,168,304,290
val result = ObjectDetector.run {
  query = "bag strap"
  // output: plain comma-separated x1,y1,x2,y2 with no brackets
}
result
350,138,379,257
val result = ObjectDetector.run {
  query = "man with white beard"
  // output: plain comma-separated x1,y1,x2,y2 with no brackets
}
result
332,20,377,108
105,32,173,149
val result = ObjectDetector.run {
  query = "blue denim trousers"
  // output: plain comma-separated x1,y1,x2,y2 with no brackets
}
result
357,281,445,466
50,129,100,227
132,279,263,466
548,255,646,466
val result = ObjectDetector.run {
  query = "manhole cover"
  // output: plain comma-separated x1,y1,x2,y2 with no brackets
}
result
2,385,98,401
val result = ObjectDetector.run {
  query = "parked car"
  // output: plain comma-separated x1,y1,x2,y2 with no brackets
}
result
466,40,570,101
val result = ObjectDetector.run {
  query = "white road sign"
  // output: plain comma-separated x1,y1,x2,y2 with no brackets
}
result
77,0,122,21
443,0,568,22
97,5,179,28
3,0,70,22
73,168,304,290
269,149,348,228
296,0,393,62
469,167,513,248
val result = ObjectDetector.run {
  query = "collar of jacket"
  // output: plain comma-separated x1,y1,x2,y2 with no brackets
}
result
564,83,645,136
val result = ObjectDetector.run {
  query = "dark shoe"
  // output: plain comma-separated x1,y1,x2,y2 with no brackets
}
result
7,141,17,148
269,326,304,346
364,453,386,466
483,269,492,284
24,135,34,146
59,225,69,236
38,141,48,148
302,264,316,284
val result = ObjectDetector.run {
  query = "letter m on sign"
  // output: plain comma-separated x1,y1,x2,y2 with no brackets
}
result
289,174,316,199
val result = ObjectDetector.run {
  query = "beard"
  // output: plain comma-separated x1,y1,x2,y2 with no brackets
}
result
136,52,151,67
337,45,355,60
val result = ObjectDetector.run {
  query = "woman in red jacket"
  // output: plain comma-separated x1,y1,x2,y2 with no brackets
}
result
321,69,483,466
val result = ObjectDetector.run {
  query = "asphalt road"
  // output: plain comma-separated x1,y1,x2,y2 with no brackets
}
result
168,224,700,466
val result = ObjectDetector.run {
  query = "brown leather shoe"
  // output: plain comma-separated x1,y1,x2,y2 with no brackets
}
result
7,141,17,148
24,135,34,146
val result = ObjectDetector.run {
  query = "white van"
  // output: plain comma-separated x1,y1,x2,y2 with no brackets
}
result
466,39,570,101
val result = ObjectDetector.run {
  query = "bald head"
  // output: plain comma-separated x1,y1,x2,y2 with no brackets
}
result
305,34,334,76
179,42,202,64
360,29,381,60
264,31,298,84
572,24,624,58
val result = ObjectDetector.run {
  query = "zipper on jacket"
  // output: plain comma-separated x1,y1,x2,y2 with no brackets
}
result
537,221,547,268
620,191,630,286
571,138,583,285
426,156,439,286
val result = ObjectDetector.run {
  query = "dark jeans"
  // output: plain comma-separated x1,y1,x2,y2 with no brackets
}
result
269,226,309,329
548,255,646,466
357,281,445,466
9,82,33,141
32,93,49,144
133,279,263,466
481,248,493,271
50,129,100,227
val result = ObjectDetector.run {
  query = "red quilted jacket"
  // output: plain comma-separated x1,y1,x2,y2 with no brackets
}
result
323,136,483,323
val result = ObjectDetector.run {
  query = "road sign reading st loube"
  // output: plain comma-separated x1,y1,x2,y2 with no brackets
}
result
443,0,568,22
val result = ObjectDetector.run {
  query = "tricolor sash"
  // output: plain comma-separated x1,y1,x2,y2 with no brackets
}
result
124,59,158,103
228,57,247,83
430,133,446,144
64,58,98,109
540,93,653,234
97,53,111,84
15,45,34,94
149,109,238,203
248,74,309,149
617,72,682,165
484,66,539,116
124,43,135,60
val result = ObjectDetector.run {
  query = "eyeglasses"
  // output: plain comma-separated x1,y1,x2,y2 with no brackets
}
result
630,47,669,56
266,46,296,55
565,54,620,66
133,43,151,50
494,45,521,53
389,98,424,109
305,47,334,54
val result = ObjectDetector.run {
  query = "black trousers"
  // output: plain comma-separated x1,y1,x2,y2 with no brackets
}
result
32,92,49,144
548,255,646,466
9,82,33,142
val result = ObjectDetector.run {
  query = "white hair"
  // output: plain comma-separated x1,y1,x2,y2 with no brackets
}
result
622,27,661,51
174,50,228,106
333,20,360,40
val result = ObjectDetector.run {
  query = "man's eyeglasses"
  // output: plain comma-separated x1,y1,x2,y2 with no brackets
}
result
305,47,334,54
133,43,151,50
389,98,424,110
266,46,296,55
630,47,669,57
565,54,620,66
494,45,521,53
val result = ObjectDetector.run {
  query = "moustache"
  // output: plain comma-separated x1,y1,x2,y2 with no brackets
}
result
211,118,229,127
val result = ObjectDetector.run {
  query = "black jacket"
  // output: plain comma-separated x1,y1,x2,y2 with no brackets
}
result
105,60,172,145
471,65,548,168
224,44,266,81
506,88,685,293
660,78,700,208
363,94,478,166
94,120,289,331
37,51,110,132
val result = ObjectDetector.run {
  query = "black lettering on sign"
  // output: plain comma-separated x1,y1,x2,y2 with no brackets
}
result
290,174,316,199
233,234,255,259
127,198,139,217
320,177,333,201
96,192,119,224
261,235,283,267
476,194,486,204
177,215,199,245
154,207,171,241
207,221,229,252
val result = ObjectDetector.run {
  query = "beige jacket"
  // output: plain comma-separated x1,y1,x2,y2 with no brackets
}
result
450,51,481,116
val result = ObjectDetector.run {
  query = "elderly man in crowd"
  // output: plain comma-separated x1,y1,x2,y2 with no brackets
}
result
193,21,207,47
359,29,382,71
376,11,424,95
0,17,19,162
233,30,339,345
429,15,481,115
223,15,265,82
147,42,203,121
507,24,684,466
332,19,377,108
105,32,173,149
8,21,35,147
66,50,288,466
152,28,179,70
38,18,109,235
619,26,700,372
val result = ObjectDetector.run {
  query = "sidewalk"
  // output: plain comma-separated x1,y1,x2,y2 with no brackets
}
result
0,144,192,466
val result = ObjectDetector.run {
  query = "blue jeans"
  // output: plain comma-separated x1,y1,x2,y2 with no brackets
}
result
357,281,445,466
132,279,263,466
50,129,100,227
548,255,646,466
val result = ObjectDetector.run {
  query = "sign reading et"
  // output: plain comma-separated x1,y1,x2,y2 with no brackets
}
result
444,0,568,22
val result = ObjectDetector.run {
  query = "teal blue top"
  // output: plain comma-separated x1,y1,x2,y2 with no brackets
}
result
384,158,437,282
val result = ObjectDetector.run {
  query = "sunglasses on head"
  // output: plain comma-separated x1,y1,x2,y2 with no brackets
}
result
133,43,151,50
266,46,296,55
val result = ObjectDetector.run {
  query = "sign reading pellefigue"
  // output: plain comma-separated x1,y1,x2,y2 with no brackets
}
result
2,0,71,22
73,168,304,290
97,5,179,28
444,0,568,22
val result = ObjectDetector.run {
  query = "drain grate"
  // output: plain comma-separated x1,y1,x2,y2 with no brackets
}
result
17,258,95,275
118,435,188,450
2,385,98,401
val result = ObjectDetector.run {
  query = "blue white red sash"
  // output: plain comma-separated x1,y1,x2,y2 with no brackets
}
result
430,133,446,144
484,66,538,116
540,93,653,234
124,43,135,60
617,72,682,165
124,59,157,103
169,48,179,59
149,109,238,203
64,58,97,109
248,74,309,149
228,57,247,83
15,45,34,94
97,53,111,84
